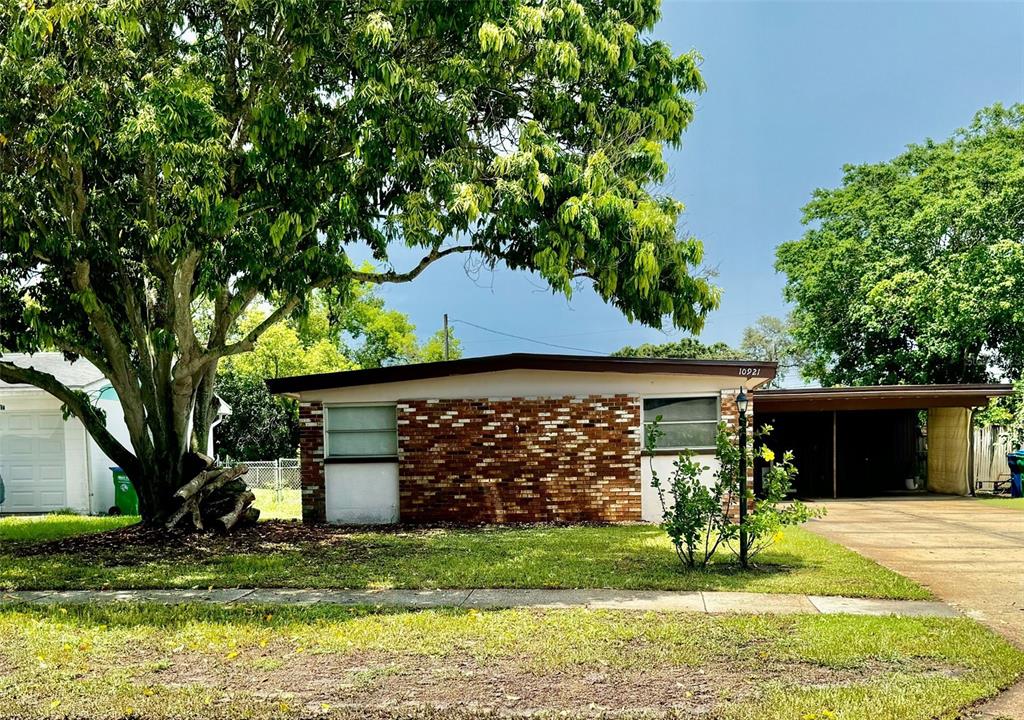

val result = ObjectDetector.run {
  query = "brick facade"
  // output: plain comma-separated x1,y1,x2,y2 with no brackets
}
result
720,389,755,517
396,395,642,523
296,390,755,525
298,401,326,523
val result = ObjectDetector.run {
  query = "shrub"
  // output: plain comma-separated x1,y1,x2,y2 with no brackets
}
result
646,419,822,568
726,443,822,562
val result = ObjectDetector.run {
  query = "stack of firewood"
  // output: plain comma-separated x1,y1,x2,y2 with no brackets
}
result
166,453,260,531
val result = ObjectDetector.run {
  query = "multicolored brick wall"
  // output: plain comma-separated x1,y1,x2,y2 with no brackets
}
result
296,389,754,524
720,389,755,517
395,395,642,523
298,401,326,523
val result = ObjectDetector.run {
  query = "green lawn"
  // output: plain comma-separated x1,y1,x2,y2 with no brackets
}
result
0,603,1019,719
250,488,301,520
976,496,1024,510
0,513,138,543
0,514,928,599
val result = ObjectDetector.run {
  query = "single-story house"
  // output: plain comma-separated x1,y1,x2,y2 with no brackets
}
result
754,384,1014,498
266,353,777,525
0,352,229,515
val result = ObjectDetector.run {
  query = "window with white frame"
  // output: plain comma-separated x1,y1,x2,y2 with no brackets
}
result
325,405,398,459
642,396,719,451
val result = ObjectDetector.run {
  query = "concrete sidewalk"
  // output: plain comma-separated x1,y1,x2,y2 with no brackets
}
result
0,587,957,617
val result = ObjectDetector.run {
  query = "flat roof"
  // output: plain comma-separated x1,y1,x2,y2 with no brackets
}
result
756,384,1013,412
266,352,778,395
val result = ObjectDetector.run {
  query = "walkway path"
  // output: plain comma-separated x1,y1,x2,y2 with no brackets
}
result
1,587,957,617
807,496,1024,718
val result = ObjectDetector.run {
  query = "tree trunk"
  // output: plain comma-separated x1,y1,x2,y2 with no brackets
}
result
133,465,184,525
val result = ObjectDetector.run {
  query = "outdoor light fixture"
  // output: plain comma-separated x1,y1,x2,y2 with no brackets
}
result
736,387,748,414
737,386,749,568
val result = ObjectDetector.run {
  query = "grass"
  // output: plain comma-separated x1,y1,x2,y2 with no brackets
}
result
0,513,137,543
976,496,1024,510
0,514,929,599
250,488,301,520
0,602,1019,719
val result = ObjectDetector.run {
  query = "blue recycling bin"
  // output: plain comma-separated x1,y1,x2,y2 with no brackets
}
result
1006,452,1024,498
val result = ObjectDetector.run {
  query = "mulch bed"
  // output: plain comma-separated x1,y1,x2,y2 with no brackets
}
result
4,519,633,566
6,521,383,565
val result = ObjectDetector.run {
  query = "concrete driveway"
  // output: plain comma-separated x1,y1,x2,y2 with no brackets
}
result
808,496,1024,716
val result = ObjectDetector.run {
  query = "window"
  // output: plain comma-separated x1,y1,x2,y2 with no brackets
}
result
643,396,719,451
326,405,397,459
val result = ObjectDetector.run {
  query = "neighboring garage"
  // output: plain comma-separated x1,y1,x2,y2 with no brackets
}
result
754,384,1013,498
0,410,67,512
1,352,228,514
0,353,115,514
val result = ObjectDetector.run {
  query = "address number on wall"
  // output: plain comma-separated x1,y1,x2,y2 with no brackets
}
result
736,367,762,377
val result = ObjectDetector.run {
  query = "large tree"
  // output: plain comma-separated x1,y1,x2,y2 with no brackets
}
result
738,315,805,388
777,104,1024,386
0,0,717,523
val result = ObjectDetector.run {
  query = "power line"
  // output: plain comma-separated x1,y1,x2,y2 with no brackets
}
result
450,319,606,355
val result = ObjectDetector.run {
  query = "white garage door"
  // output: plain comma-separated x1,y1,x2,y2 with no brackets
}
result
0,412,67,513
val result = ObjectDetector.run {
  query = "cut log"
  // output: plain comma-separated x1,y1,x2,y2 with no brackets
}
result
165,463,252,531
176,464,246,502
193,452,216,469
196,466,247,502
166,497,197,529
217,489,256,531
175,468,227,501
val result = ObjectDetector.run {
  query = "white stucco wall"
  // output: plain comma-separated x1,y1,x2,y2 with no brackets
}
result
640,453,721,523
324,462,399,524
87,396,134,513
298,368,763,405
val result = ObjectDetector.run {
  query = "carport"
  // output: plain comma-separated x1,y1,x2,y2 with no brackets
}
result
754,385,1013,498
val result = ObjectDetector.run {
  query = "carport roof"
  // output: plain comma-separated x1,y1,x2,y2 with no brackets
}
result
755,384,1013,413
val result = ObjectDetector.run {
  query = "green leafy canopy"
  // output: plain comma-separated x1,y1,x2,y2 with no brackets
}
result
777,104,1024,386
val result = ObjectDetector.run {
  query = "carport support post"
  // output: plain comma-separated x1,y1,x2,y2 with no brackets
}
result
832,411,837,499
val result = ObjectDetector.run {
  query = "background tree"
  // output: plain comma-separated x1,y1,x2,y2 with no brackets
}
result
215,290,461,461
614,337,741,360
776,104,1024,386
214,371,298,462
0,0,715,523
418,327,463,363
738,315,805,388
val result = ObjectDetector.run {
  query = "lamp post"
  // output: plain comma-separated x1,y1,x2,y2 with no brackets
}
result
736,387,749,569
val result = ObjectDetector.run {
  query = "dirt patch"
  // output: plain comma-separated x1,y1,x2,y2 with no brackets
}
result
138,647,959,717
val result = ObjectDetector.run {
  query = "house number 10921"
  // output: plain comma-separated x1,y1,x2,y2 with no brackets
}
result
737,367,761,377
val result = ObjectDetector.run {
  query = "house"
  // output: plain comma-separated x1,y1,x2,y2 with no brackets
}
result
266,353,777,525
0,353,229,515
754,384,1014,497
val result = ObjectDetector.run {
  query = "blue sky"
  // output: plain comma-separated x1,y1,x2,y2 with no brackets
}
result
375,0,1024,357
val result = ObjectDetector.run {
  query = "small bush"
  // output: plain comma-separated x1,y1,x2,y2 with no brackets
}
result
646,419,822,568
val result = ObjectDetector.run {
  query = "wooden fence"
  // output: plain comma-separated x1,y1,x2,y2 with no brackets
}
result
973,425,1012,492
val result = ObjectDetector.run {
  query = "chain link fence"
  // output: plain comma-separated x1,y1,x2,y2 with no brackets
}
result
243,459,301,519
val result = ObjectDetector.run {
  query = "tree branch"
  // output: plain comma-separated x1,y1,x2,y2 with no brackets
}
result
349,245,475,284
0,360,139,477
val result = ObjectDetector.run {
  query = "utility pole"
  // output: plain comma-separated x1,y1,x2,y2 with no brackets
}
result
443,314,449,361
